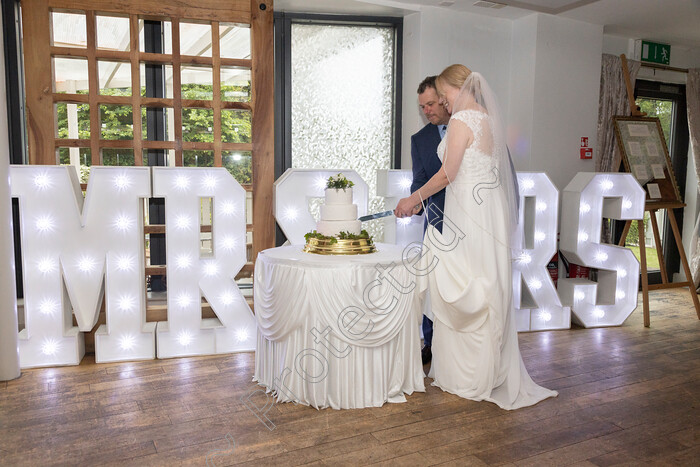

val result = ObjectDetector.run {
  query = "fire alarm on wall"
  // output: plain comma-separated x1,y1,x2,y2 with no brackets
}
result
580,137,592,159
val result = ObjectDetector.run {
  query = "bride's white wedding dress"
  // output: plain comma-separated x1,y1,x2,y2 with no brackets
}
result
420,109,557,410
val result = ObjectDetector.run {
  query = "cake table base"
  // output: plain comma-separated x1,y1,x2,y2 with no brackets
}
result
253,244,425,410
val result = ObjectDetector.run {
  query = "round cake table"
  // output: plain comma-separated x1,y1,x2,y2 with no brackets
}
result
253,243,425,409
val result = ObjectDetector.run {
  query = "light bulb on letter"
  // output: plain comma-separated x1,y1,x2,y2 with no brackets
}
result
178,330,193,346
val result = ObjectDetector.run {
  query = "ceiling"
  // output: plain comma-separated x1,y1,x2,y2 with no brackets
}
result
276,0,700,48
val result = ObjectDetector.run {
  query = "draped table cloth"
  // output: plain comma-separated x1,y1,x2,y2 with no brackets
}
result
253,244,425,409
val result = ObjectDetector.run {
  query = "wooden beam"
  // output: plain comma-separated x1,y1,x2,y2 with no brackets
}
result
251,0,275,259
620,54,646,117
638,218,650,327
47,0,251,23
618,220,632,247
647,210,668,284
21,0,54,164
221,142,253,151
142,140,176,150
86,11,101,166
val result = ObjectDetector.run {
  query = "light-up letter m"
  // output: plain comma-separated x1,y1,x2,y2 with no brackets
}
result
10,166,154,367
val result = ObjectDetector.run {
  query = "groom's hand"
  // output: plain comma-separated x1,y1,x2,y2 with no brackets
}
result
394,197,417,218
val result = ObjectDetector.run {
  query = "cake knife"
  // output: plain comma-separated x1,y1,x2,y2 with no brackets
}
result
358,210,394,222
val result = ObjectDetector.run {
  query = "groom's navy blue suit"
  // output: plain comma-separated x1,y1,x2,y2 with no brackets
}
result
410,123,446,349
410,124,446,231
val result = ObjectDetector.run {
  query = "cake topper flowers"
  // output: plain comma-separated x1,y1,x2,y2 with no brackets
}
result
326,173,355,190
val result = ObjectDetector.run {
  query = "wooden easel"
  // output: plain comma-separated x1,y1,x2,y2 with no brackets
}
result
617,204,700,326
617,55,700,327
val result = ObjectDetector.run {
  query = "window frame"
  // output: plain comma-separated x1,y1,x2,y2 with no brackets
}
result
273,12,403,245
612,79,689,283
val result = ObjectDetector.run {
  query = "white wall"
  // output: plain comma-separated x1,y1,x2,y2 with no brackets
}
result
401,7,512,169
402,10,604,191
528,14,603,190
507,14,538,169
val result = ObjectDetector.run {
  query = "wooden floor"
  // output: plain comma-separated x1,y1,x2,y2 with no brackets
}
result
1,289,698,466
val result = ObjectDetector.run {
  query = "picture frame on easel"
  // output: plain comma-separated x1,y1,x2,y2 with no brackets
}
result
613,116,682,206
612,115,700,327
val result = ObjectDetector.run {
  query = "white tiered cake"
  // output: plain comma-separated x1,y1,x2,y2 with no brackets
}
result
317,187,361,236
304,173,374,254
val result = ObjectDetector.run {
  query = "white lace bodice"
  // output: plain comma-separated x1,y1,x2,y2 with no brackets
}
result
437,109,498,184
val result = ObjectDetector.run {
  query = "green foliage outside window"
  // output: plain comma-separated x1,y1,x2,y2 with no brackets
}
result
636,98,673,150
56,84,253,185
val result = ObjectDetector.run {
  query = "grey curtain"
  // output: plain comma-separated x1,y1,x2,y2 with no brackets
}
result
596,54,641,242
685,69,700,288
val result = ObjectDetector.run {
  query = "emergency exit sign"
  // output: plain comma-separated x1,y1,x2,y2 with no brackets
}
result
640,40,670,65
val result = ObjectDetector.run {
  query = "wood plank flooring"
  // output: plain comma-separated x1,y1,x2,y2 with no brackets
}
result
1,289,698,466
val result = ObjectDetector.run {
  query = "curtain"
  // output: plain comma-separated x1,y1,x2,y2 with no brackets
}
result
596,54,641,242
685,69,700,289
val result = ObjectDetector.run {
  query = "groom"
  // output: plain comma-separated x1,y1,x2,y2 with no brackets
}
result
410,75,449,365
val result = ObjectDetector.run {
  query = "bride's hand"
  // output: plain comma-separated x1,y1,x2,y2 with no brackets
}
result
394,197,417,218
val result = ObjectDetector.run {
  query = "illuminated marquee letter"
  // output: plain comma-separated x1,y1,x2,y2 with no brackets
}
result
558,173,645,327
273,169,368,245
152,167,255,357
376,169,424,246
513,173,570,331
10,166,154,367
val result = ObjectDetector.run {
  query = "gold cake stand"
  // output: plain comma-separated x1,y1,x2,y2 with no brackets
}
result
303,237,376,255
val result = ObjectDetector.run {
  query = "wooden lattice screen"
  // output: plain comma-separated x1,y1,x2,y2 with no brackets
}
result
20,0,274,280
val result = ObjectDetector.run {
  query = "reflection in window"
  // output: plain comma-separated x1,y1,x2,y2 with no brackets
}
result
291,23,396,240
51,12,87,48
98,61,131,95
223,151,252,185
219,23,251,59
221,67,251,102
53,57,89,94
96,16,130,51
182,66,213,100
180,22,212,57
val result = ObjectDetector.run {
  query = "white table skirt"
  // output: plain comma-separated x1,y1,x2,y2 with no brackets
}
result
253,244,425,409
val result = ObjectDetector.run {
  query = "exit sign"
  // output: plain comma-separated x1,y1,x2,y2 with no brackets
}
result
640,40,670,65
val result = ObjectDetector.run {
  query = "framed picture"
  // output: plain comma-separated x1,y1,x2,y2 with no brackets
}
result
613,116,682,205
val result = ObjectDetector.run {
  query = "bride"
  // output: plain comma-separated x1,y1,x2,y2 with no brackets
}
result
395,64,557,410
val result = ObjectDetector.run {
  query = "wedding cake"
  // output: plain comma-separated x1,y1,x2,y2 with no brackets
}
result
317,186,361,236
303,174,375,255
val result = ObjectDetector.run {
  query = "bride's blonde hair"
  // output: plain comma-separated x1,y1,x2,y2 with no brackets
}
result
435,64,472,95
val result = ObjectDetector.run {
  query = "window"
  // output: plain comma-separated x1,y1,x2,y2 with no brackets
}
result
616,79,689,283
13,0,273,323
275,14,402,243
